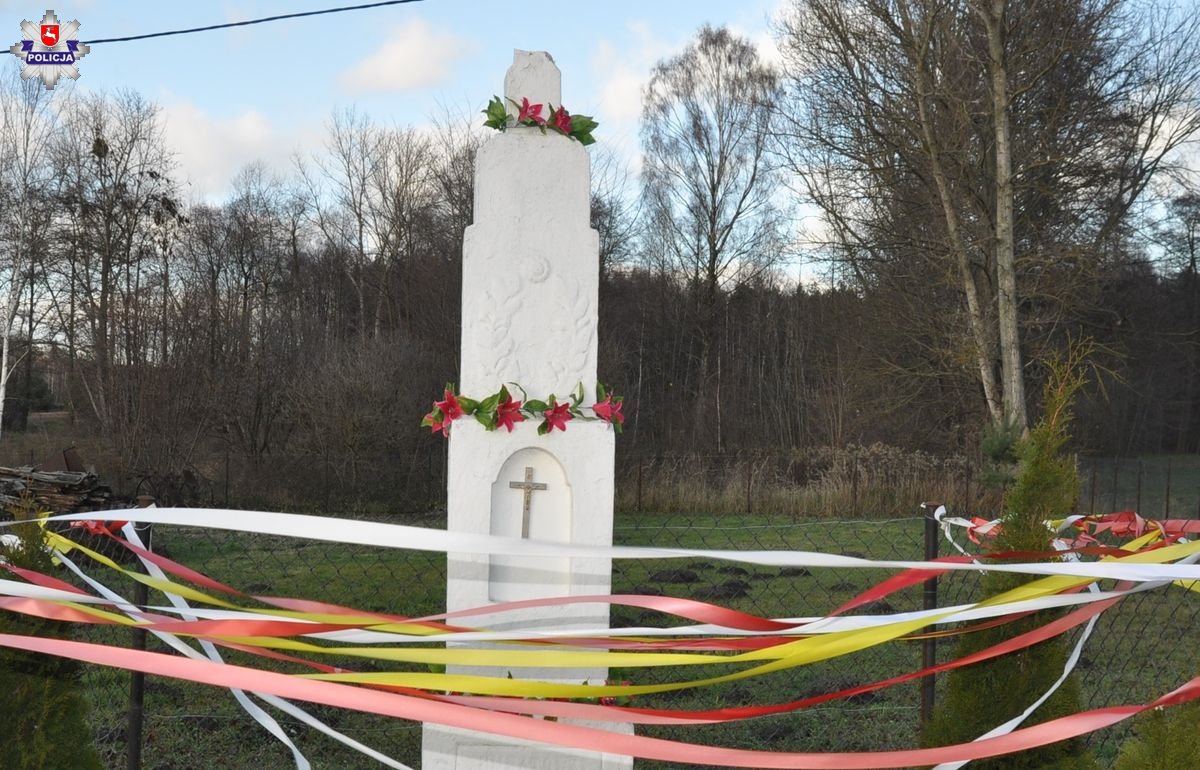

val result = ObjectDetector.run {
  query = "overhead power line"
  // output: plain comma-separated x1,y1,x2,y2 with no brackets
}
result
83,0,424,45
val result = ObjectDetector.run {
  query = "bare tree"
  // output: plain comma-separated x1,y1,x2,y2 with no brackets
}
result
590,148,641,277
0,68,55,438
296,109,380,342
776,0,1200,433
367,126,436,335
1153,191,1200,450
641,25,788,449
297,111,439,342
48,89,179,443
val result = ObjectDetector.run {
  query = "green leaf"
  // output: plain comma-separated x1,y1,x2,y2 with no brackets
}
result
525,399,547,413
573,382,585,405
570,116,598,135
457,395,479,414
475,411,497,431
596,383,608,402
537,420,551,436
483,96,509,130
576,132,596,146
477,392,501,415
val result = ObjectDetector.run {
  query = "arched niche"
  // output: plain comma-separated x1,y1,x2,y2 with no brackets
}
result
488,447,571,601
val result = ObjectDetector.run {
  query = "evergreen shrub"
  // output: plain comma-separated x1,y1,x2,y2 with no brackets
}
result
0,504,104,770
923,350,1097,769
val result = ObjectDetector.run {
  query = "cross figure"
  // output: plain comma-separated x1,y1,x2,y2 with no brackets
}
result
508,466,548,538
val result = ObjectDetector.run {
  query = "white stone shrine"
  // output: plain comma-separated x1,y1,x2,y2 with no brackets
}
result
421,51,633,770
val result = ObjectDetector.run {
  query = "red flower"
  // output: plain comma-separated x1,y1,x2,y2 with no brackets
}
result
421,389,464,437
435,389,465,421
423,408,451,437
553,105,571,134
496,393,526,432
543,401,573,433
518,96,545,126
591,395,624,426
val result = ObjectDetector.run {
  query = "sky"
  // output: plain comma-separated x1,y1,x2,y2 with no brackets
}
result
2,0,786,201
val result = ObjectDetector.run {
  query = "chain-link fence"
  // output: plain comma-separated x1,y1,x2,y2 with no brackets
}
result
67,513,445,770
61,503,1198,770
1078,455,1200,519
5,447,1193,767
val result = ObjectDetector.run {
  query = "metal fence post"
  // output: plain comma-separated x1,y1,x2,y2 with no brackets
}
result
919,501,940,727
127,496,154,770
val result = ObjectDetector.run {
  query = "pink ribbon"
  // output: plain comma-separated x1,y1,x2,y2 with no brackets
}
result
3,632,1195,768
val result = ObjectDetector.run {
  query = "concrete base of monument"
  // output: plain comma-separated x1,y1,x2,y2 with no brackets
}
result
422,720,634,770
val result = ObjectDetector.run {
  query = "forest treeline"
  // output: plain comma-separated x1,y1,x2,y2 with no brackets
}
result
0,0,1198,494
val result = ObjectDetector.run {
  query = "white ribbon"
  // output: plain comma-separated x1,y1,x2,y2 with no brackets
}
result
118,522,414,770
4,505,1195,769
32,521,411,770
54,548,315,770
19,507,1200,583
932,541,1200,768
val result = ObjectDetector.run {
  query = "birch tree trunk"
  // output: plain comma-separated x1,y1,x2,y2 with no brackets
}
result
899,0,1004,426
0,301,13,442
979,0,1028,433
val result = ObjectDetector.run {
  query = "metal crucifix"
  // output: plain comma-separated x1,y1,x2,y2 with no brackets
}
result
508,466,549,538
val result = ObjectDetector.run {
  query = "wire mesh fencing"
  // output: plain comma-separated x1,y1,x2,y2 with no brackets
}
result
53,505,1198,769
65,513,444,770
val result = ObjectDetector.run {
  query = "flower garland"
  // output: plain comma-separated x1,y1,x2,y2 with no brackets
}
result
422,383,624,437
483,96,598,146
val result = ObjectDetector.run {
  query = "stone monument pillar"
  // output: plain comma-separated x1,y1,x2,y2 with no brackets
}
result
420,50,632,770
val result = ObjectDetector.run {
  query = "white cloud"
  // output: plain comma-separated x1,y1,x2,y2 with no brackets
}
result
730,0,788,71
590,22,680,170
337,18,473,94
750,30,784,70
594,41,646,126
159,97,316,201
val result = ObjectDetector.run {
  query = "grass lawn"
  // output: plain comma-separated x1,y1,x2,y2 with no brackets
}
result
64,509,1198,769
